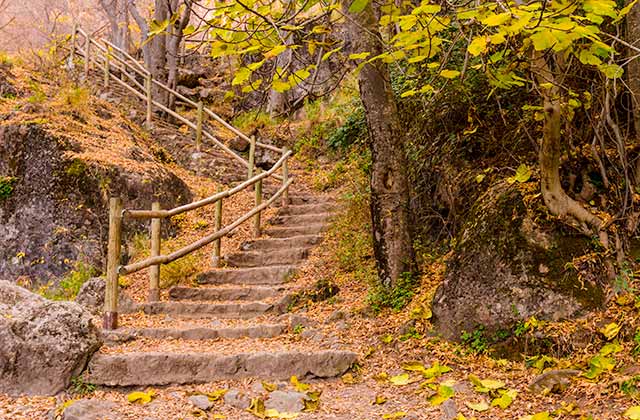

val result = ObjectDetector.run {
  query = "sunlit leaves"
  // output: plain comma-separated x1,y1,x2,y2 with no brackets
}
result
468,37,487,56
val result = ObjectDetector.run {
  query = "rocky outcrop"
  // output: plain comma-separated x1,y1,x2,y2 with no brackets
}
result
75,277,139,314
432,183,604,341
0,123,191,286
0,281,102,396
61,399,120,420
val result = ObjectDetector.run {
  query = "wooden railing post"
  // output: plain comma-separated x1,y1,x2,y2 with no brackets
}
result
196,101,204,152
248,135,256,180
145,73,152,129
148,202,161,302
254,175,263,237
69,23,78,65
84,33,91,80
104,197,123,330
282,149,290,207
103,48,110,89
212,187,223,268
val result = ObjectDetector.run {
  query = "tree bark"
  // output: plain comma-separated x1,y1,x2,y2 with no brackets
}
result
347,2,417,288
627,0,640,136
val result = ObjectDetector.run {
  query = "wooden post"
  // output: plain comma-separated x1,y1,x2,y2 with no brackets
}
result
104,197,123,330
248,135,256,180
196,101,204,152
148,202,161,302
212,187,223,268
254,176,263,237
282,148,290,207
69,23,78,64
84,33,91,80
103,48,110,89
145,74,152,129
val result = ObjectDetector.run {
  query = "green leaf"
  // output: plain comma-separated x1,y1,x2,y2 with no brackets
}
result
625,406,640,419
616,0,639,22
514,164,531,183
348,0,369,13
322,46,343,61
599,63,624,79
428,384,454,406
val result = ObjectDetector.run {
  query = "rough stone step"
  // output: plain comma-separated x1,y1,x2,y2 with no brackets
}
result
277,202,337,216
139,301,273,319
241,234,323,251
264,224,327,238
196,265,297,286
169,286,282,301
86,350,358,386
287,196,332,205
269,212,334,226
224,248,309,268
103,324,287,342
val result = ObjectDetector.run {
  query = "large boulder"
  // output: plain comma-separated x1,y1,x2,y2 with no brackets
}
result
0,281,102,396
432,183,604,341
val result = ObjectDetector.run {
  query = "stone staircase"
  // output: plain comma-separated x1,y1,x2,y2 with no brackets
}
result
80,72,358,386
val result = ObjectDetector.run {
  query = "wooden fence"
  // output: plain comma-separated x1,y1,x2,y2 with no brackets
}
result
68,26,293,330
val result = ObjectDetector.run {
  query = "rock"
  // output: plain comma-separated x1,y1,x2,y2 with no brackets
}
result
285,314,318,329
326,310,346,323
265,390,306,413
177,68,207,89
188,395,214,411
223,389,251,409
0,281,102,396
229,136,250,153
440,399,458,420
61,399,120,420
198,87,222,102
432,183,604,341
75,278,138,314
528,369,581,394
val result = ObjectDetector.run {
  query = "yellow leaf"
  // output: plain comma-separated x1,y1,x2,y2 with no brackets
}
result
264,45,287,59
248,397,266,418
390,373,411,385
265,408,299,419
341,373,357,384
482,12,512,26
465,400,490,412
468,37,487,56
290,376,310,392
262,381,277,392
127,390,155,404
625,406,640,419
428,384,454,406
440,69,460,79
491,389,517,409
349,52,371,60
374,395,387,405
212,415,226,419
600,322,621,340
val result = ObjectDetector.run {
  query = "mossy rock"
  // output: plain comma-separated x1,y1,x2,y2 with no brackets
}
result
432,182,604,342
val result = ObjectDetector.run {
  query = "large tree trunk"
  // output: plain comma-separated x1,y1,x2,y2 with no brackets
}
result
98,0,130,50
627,0,640,136
348,2,417,288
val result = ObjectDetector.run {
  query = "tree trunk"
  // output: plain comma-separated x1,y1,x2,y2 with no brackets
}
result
627,0,640,136
347,2,417,288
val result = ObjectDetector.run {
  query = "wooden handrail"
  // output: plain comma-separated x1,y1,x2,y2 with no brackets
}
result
124,150,292,219
119,178,293,275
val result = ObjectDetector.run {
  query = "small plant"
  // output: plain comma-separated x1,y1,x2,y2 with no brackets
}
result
69,376,96,396
0,176,16,200
27,81,46,104
460,326,488,354
399,326,423,341
293,324,304,334
60,86,90,110
368,271,418,312
514,321,529,337
633,328,640,356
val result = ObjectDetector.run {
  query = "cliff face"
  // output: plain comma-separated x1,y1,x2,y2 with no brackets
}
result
0,68,192,286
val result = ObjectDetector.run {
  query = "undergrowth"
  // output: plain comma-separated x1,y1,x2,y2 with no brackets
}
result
39,260,97,301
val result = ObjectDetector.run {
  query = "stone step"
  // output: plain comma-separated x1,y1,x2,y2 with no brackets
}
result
287,195,332,205
241,234,323,251
264,224,327,238
169,286,282,301
86,350,358,386
269,212,334,226
196,265,297,286
104,323,287,342
277,202,337,216
139,301,273,319
224,248,309,268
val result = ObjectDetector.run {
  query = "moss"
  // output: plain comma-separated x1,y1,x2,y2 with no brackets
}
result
65,158,87,178
0,176,16,200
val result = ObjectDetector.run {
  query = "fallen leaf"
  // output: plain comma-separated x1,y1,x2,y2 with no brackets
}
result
382,412,406,419
625,406,640,419
127,390,155,404
600,322,621,341
262,381,277,392
290,376,310,392
491,389,517,409
428,384,454,406
373,395,387,405
247,397,266,418
390,373,411,386
465,401,490,412
341,373,356,384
